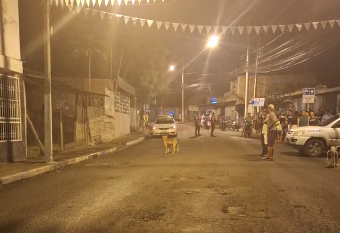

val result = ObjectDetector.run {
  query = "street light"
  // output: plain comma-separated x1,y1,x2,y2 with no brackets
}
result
169,65,175,71
207,35,219,48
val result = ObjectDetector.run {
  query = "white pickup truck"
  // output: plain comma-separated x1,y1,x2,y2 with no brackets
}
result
286,114,340,156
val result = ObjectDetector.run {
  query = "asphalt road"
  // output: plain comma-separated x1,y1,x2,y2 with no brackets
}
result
0,124,340,233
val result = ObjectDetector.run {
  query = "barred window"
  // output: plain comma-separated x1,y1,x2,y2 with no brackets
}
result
0,75,22,142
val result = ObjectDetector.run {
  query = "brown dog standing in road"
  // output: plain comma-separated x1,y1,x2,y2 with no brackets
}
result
162,136,179,154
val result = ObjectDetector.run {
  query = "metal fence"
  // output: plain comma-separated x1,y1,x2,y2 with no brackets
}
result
0,75,22,142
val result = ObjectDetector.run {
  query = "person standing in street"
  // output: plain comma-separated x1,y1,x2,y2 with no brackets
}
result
297,110,309,127
321,109,333,123
211,112,216,137
259,111,268,158
309,110,320,126
194,114,201,137
266,104,278,161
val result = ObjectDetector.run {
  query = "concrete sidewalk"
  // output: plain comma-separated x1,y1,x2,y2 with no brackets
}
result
0,129,148,186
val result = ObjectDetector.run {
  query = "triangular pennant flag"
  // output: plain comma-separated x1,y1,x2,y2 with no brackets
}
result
229,26,236,35
115,14,122,23
221,26,228,34
97,0,103,6
59,0,64,8
181,24,187,32
117,0,122,5
80,0,85,6
138,0,142,3
205,26,212,34
296,24,303,31
147,20,154,28
83,8,90,16
140,19,146,27
92,0,96,6
337,20,340,27
279,25,285,33
164,22,171,30
173,23,179,31
329,20,335,28
91,9,98,17
124,16,130,24
246,26,253,35
99,11,106,20
124,0,128,5
214,26,220,33
312,22,319,30
189,25,195,33
287,24,294,32
271,25,278,34
67,5,73,12
156,21,163,30
86,0,91,6
197,25,204,34
238,26,244,35
320,21,327,29
304,23,311,31
54,0,59,6
75,6,82,14
104,0,109,5
254,26,261,35
263,26,269,34
70,0,75,6
108,13,114,21
110,0,115,6
131,0,136,4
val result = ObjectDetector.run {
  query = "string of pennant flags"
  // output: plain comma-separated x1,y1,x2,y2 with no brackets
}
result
54,2,340,35
50,0,168,7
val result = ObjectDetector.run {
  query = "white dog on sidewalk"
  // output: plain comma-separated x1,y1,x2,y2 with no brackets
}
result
326,146,339,168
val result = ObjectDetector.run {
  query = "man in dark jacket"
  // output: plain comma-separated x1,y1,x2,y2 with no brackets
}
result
194,114,201,137
211,112,216,137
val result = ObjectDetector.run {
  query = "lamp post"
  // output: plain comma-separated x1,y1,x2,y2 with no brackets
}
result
244,45,250,118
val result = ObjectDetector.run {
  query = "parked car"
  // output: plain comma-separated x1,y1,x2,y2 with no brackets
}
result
286,114,340,156
150,115,177,137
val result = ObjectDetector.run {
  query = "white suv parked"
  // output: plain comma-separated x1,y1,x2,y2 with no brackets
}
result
151,115,178,137
286,114,340,156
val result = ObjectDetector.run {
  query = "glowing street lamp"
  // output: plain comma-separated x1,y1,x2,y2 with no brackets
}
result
169,65,175,71
207,35,219,48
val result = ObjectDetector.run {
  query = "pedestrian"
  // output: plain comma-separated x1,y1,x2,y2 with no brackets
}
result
276,119,282,142
309,110,319,126
194,114,201,137
260,114,268,158
297,110,309,127
266,104,279,161
290,111,299,129
211,112,216,137
142,112,147,130
321,109,333,123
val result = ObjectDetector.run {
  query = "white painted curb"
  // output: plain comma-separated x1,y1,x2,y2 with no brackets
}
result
126,137,145,146
0,147,118,186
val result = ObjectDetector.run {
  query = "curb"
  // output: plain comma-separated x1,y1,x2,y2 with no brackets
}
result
126,136,145,146
0,147,118,186
0,135,147,186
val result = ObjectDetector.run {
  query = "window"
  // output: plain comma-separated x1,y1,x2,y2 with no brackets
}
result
0,75,22,142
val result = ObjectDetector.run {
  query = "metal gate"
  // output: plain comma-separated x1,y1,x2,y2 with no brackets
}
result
75,95,87,147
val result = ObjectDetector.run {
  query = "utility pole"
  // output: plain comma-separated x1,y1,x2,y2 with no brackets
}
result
181,70,185,123
253,49,259,117
44,0,53,162
244,45,250,118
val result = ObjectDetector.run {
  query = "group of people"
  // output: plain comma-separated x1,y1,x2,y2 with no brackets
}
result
194,112,217,137
258,106,337,160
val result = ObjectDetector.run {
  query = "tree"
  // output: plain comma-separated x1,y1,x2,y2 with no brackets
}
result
69,22,108,91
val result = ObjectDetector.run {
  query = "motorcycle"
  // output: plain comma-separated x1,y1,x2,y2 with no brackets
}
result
244,121,252,138
220,117,227,131
204,118,211,130
231,121,240,131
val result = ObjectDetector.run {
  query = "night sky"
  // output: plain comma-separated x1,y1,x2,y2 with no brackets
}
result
18,0,340,104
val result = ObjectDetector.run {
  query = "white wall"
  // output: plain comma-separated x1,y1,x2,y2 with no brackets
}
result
0,0,22,73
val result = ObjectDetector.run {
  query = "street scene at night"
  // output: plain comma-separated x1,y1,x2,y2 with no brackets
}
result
1,0,340,232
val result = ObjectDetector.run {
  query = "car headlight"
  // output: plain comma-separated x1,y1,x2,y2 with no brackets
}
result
173,125,176,129
293,130,305,137
153,126,156,130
